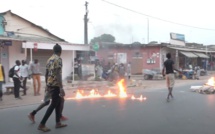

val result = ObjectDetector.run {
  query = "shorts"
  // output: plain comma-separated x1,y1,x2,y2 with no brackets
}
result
166,73,175,88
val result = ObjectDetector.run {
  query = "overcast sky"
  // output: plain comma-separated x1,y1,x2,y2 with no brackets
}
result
1,0,215,45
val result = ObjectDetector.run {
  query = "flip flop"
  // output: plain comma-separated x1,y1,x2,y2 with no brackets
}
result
38,126,51,132
55,123,67,128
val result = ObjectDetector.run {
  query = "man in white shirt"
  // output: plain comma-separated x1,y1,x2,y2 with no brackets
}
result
20,60,29,96
13,60,22,99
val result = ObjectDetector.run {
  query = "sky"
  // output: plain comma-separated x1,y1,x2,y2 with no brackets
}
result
1,0,215,45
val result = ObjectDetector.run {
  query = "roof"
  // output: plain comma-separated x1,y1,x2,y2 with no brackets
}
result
166,45,215,53
0,10,65,42
180,51,198,58
0,35,87,47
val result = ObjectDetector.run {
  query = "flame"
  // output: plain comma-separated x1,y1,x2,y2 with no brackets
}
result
89,89,101,97
131,95,147,101
104,90,117,97
206,77,215,87
66,79,147,101
117,79,127,98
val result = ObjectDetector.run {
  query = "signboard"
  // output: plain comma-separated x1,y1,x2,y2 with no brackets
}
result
0,40,12,46
93,42,99,51
170,33,185,41
170,33,185,46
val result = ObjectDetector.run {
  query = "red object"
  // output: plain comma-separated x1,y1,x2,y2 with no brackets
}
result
34,43,38,52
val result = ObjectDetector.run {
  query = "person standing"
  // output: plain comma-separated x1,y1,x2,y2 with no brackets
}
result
30,59,41,96
127,62,131,80
162,53,180,102
13,60,22,99
119,63,126,79
37,44,67,132
20,60,29,96
0,64,5,101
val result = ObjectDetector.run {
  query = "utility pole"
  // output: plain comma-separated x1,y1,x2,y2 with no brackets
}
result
147,18,149,44
84,1,89,45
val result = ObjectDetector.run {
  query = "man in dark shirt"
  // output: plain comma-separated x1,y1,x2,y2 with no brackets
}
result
162,53,180,102
37,44,67,132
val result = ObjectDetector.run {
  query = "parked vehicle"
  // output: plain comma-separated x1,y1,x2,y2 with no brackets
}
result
142,69,163,80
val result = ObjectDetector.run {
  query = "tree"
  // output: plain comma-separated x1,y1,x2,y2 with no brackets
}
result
90,34,115,44
132,42,141,45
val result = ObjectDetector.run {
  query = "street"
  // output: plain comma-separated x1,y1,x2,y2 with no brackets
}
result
0,81,215,134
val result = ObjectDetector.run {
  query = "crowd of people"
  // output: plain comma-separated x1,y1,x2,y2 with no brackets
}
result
95,61,132,82
9,59,41,99
0,59,42,100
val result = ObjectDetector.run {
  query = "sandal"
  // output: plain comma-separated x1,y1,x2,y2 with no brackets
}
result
55,123,67,128
38,126,51,132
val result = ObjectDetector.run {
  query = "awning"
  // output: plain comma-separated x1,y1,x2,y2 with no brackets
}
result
180,51,198,58
193,52,209,58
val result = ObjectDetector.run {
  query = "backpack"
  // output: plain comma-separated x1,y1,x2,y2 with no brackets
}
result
8,66,15,78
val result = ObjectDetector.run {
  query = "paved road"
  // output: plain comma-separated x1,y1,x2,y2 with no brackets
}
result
0,81,215,134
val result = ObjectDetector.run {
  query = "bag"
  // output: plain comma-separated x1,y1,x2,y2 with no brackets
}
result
8,66,15,78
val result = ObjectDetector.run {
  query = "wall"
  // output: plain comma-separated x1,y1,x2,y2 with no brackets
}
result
8,41,25,81
142,46,161,71
97,46,161,74
61,50,74,80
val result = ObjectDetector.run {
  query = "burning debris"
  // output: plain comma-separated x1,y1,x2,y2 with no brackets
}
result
66,79,147,101
190,77,215,94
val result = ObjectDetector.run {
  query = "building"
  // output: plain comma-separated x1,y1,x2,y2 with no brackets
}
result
96,42,215,74
0,10,90,81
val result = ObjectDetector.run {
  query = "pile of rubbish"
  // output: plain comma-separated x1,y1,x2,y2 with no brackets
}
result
190,85,215,94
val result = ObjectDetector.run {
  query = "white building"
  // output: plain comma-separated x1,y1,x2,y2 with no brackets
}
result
0,10,90,81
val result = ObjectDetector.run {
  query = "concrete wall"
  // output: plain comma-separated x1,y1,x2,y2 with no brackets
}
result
61,50,74,80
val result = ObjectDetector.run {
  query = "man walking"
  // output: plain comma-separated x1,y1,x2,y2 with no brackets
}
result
20,60,29,96
28,86,68,123
13,60,22,99
37,44,67,132
0,63,5,101
30,59,41,96
162,53,180,102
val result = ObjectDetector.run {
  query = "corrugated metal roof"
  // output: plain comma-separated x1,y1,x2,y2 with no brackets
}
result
193,52,209,58
180,51,198,58
167,46,215,53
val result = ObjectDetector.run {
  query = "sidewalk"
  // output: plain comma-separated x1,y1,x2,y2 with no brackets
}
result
0,72,214,109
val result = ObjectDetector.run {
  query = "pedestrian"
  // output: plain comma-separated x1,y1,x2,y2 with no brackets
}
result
111,63,119,82
127,62,131,80
77,60,82,80
74,58,78,75
30,59,41,96
28,86,68,123
162,53,181,102
37,44,67,132
0,63,5,101
20,60,29,96
13,60,22,99
119,63,126,79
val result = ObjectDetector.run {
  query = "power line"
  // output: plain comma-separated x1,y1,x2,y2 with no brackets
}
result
102,0,215,31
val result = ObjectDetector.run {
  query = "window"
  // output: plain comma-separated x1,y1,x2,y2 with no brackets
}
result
133,51,143,58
